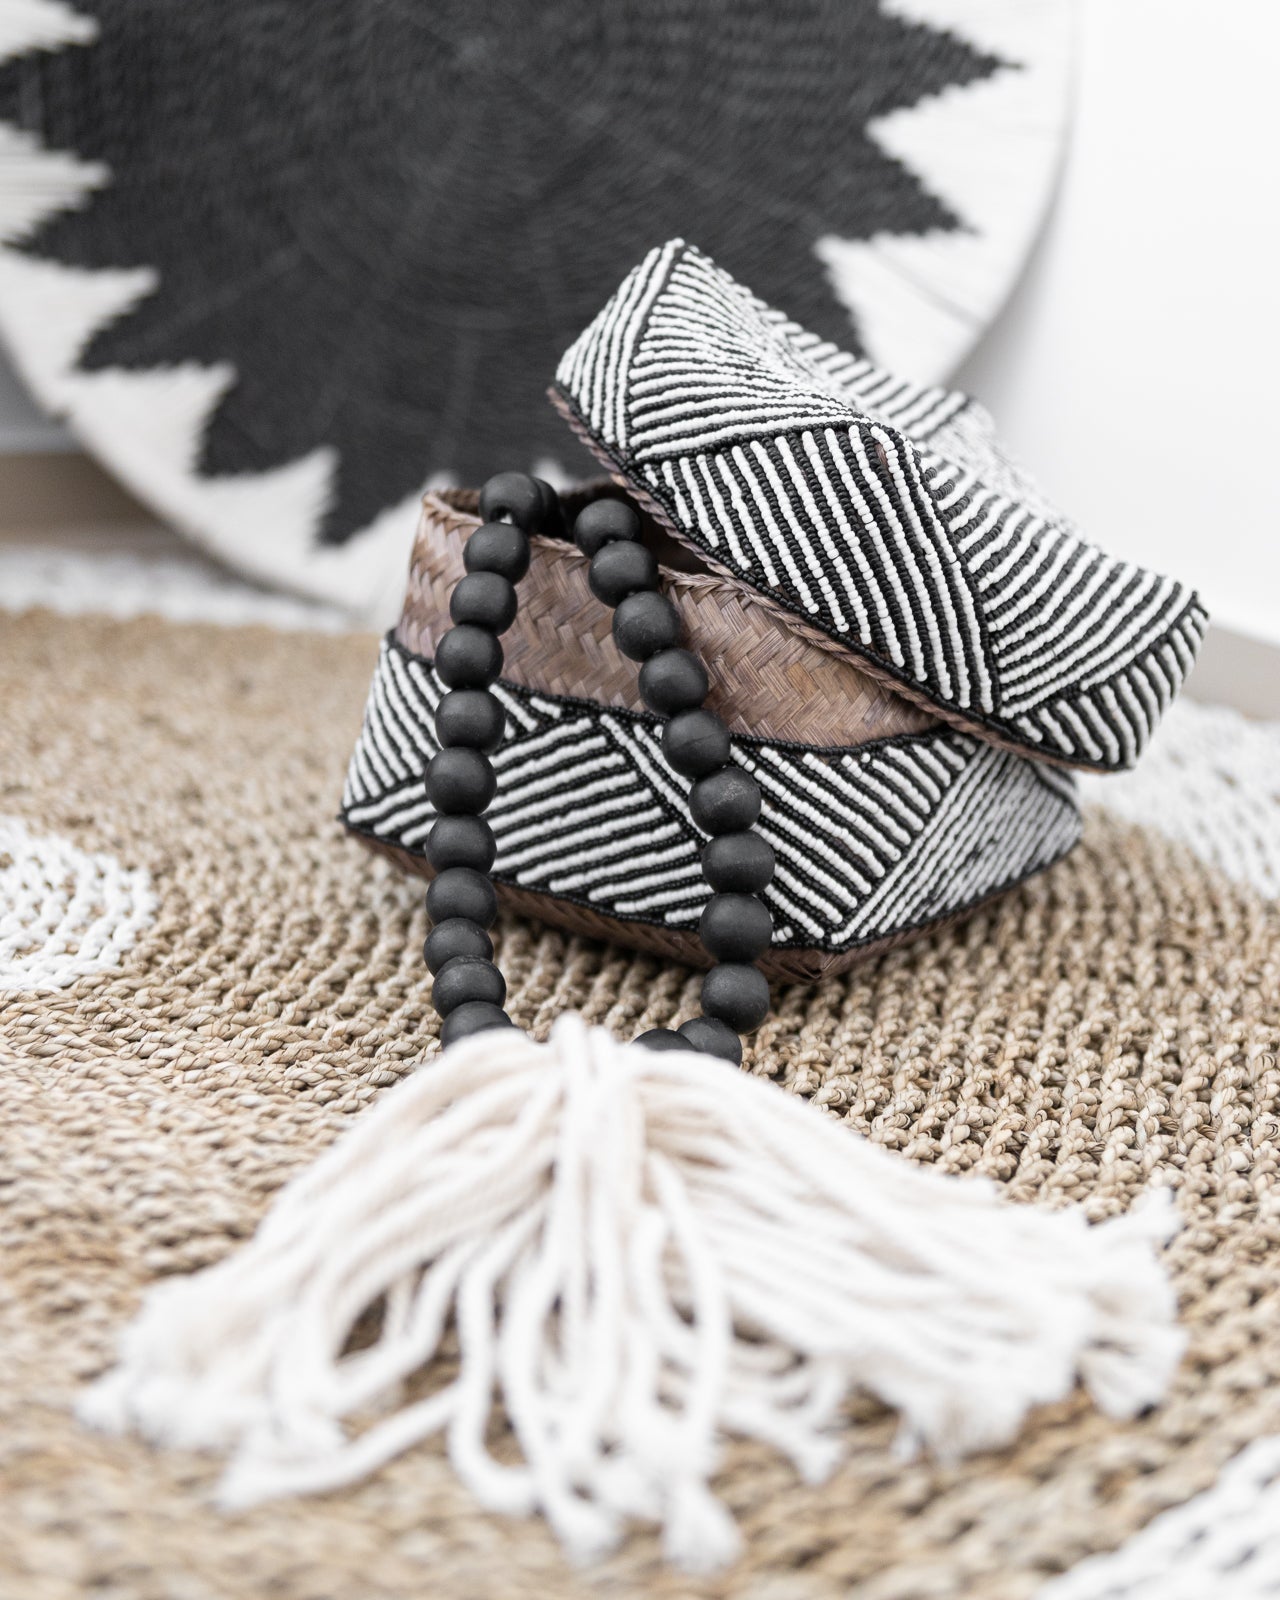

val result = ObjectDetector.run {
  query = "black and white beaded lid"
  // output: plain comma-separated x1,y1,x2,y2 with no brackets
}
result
553,240,1208,773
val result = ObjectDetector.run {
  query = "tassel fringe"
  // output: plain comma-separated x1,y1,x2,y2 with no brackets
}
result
80,1016,1184,1571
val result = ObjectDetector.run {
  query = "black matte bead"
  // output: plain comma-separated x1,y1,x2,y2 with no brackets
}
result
426,867,498,928
689,765,761,834
677,1016,743,1064
698,893,773,963
588,540,658,607
701,963,771,1034
479,471,542,530
638,648,710,716
423,917,493,975
701,832,776,894
435,689,505,753
424,746,497,816
426,815,496,874
634,1027,686,1052
450,571,518,634
440,1000,513,1047
574,497,641,558
432,955,507,1015
464,521,532,582
662,708,731,778
434,625,503,690
612,590,681,662
533,477,568,541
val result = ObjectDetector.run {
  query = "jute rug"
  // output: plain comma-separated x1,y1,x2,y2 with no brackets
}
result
3,609,1279,1600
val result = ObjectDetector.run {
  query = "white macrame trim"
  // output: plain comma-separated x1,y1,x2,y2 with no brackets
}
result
0,814,154,992
1036,1435,1280,1600
1082,699,1280,902
82,1016,1183,1571
0,540,356,631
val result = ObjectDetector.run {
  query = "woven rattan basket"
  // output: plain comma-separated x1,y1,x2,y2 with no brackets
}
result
342,485,1082,980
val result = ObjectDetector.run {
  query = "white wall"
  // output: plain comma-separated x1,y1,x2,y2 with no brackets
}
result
954,0,1280,647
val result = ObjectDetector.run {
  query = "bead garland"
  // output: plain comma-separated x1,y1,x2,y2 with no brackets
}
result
423,472,776,1063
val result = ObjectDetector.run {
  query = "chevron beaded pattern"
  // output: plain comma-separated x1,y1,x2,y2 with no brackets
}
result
555,241,1208,772
342,637,1080,955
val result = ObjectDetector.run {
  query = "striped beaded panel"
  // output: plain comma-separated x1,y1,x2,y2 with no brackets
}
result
342,636,1081,955
555,240,1208,772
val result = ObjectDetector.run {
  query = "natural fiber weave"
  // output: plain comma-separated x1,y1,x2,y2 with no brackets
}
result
3,610,1280,1600
390,484,943,982
400,488,933,746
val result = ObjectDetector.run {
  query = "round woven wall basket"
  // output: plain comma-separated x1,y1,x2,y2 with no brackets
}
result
0,0,1070,616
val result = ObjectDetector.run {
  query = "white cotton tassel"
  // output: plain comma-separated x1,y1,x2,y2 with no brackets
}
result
80,1015,1184,1572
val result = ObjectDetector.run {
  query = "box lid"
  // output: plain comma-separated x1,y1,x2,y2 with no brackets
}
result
552,240,1207,772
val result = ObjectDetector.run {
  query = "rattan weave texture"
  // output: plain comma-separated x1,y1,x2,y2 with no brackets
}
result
2,611,1278,1600
398,488,933,746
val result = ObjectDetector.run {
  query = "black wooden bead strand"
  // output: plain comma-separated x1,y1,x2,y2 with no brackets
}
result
422,477,778,1065
426,867,498,929
478,471,543,530
463,522,532,583
450,570,518,633
572,496,642,557
570,496,776,1065
423,917,493,973
424,471,547,1047
701,831,776,894
638,648,709,715
434,624,503,689
426,814,496,874
435,687,506,754
423,745,497,815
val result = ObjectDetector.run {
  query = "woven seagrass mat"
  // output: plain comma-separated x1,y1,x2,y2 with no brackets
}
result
2,609,1279,1600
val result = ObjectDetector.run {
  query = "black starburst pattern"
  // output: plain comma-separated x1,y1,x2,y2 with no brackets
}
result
0,1,1003,543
